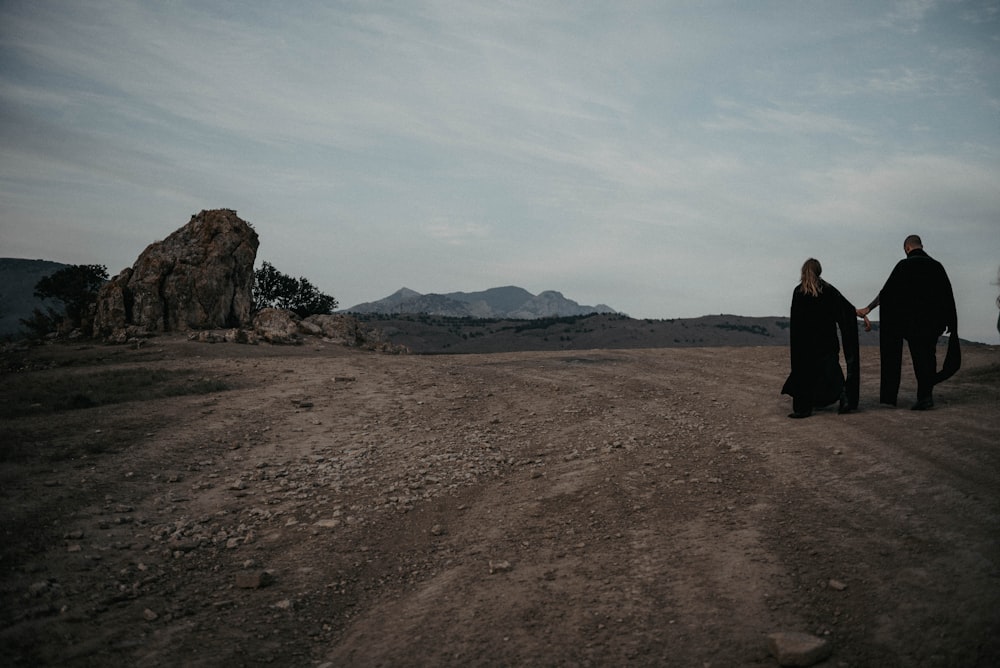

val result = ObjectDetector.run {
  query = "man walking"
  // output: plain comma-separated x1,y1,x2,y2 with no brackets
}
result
857,235,959,410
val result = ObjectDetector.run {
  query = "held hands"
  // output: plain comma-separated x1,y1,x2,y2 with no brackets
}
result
855,306,872,331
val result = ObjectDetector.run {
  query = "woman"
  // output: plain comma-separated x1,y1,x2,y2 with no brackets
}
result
782,258,862,418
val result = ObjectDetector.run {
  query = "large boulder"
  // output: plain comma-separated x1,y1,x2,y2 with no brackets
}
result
94,209,259,340
252,308,303,345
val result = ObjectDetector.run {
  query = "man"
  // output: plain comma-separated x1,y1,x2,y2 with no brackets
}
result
857,235,959,410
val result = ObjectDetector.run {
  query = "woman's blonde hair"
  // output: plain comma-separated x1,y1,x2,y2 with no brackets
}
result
799,258,823,297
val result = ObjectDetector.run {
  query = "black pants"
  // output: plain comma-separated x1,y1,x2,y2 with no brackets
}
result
880,331,939,404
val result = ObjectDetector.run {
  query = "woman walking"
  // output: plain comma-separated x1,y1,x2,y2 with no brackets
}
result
782,258,862,418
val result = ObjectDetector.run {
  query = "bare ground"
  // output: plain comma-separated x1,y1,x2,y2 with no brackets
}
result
1,338,998,667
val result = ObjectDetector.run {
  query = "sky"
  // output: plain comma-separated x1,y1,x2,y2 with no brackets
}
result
1,1,999,343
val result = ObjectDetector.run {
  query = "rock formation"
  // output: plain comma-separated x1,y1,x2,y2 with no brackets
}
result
94,209,259,341
187,309,408,353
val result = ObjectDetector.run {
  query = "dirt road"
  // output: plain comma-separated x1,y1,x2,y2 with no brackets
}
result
2,338,998,666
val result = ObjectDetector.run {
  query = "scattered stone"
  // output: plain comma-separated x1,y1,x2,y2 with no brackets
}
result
235,571,274,589
315,519,341,528
430,524,445,536
489,560,513,575
143,608,158,622
28,581,50,596
303,314,408,353
253,308,303,345
767,631,832,667
828,579,847,591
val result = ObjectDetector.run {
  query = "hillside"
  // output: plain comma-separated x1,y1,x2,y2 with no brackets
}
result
354,312,883,354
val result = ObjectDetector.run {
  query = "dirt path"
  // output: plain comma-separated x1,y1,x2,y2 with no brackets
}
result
2,339,998,666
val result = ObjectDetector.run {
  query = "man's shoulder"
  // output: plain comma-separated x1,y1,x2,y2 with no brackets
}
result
900,252,943,270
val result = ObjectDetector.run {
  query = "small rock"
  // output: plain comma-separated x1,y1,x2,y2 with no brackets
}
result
489,560,512,575
767,631,832,667
28,581,50,596
235,571,273,589
273,599,293,610
430,524,445,536
828,579,847,591
314,519,341,528
143,608,158,621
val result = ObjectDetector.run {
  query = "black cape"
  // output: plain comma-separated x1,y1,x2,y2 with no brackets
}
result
879,248,960,383
782,282,860,409
935,330,961,384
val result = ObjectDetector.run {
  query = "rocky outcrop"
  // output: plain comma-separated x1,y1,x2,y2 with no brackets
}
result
301,313,404,351
252,310,406,352
188,310,408,353
94,210,259,341
252,308,303,345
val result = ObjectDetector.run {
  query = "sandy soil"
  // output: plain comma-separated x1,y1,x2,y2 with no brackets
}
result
1,337,998,667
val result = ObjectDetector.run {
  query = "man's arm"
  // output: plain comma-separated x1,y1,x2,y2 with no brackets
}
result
856,293,880,317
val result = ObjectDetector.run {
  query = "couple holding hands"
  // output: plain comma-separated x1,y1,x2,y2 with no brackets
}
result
783,235,959,419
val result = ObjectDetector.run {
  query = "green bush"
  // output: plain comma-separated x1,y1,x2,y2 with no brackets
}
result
253,261,338,317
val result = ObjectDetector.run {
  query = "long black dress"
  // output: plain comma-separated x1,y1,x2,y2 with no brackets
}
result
781,281,860,416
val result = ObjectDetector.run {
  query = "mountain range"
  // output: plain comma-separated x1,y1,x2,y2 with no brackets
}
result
345,286,617,319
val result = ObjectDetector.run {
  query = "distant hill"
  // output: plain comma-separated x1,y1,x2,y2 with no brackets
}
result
346,286,617,319
351,311,884,354
0,258,69,338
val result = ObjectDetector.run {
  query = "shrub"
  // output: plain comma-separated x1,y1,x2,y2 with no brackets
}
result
25,264,108,334
253,261,338,317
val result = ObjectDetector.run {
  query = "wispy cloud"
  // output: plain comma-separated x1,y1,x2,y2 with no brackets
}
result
1,1,998,341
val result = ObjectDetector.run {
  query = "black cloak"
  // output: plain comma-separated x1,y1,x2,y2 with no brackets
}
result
782,282,860,409
879,248,960,383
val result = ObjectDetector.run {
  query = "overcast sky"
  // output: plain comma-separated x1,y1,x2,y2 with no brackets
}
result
2,1,998,342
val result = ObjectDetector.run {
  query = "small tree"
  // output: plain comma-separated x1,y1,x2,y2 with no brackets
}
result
253,261,338,318
26,264,108,334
